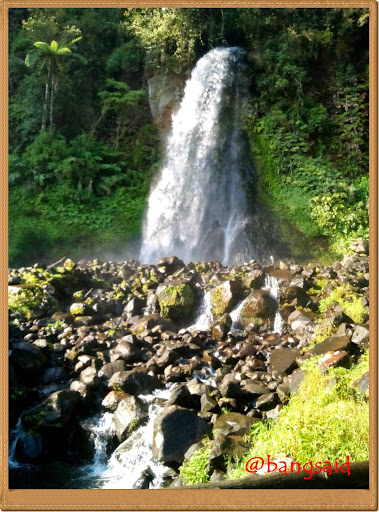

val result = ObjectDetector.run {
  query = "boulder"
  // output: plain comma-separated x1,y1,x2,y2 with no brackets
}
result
79,367,99,388
157,256,185,274
114,341,141,363
242,269,265,290
124,297,146,316
108,368,162,395
102,390,129,410
153,406,211,466
156,281,194,322
350,239,369,255
98,360,126,380
318,350,351,369
69,303,93,317
113,396,149,442
210,280,243,318
132,314,178,334
351,325,369,348
166,384,200,410
279,286,312,319
22,390,80,431
287,309,317,339
255,392,278,410
236,290,277,331
11,341,47,376
213,413,259,437
15,432,45,461
352,371,369,395
307,335,351,357
269,348,299,374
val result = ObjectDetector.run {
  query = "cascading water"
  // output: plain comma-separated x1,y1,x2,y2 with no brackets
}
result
79,388,172,489
140,47,255,265
188,291,213,332
264,274,283,334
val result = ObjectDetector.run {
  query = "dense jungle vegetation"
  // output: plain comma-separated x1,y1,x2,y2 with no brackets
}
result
9,8,369,267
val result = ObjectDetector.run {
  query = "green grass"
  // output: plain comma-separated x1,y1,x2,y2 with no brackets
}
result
319,284,368,324
179,439,213,485
228,354,369,480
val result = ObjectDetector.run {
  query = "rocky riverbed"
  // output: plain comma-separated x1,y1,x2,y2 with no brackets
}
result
8,245,369,488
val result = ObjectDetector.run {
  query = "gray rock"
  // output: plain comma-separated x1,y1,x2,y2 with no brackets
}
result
79,366,99,387
113,396,148,442
213,412,259,437
11,341,47,375
351,325,369,348
98,360,126,379
308,335,351,356
153,406,211,465
352,371,369,395
108,368,162,395
269,348,299,374
255,392,278,410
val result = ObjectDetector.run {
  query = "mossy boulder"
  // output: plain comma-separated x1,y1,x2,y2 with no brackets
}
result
113,396,149,442
69,302,93,317
236,290,277,331
21,390,80,432
279,286,312,319
210,279,243,318
156,281,194,322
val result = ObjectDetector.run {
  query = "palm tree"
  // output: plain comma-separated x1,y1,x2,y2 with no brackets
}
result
25,37,82,132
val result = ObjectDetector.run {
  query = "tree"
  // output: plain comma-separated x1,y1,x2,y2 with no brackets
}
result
25,37,82,131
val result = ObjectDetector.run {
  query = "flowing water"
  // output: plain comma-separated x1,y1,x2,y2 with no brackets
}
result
188,291,213,332
81,388,172,489
140,47,255,265
264,274,283,334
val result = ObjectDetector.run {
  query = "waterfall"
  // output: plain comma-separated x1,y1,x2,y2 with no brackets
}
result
264,274,283,334
140,47,254,265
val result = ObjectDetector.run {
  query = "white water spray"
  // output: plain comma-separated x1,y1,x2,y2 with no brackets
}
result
83,388,172,489
264,274,283,334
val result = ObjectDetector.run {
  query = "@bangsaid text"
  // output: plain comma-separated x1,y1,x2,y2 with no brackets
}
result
245,455,351,480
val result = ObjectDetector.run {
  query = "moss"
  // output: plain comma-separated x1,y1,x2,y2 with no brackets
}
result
63,258,76,271
211,287,228,317
23,408,48,433
157,283,194,320
9,284,57,321
302,319,338,353
70,303,87,316
319,284,368,324
73,290,84,300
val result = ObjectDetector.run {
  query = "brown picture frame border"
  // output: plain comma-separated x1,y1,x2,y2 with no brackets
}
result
1,1,377,509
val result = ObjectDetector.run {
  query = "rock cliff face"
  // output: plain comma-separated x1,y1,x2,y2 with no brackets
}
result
148,73,187,137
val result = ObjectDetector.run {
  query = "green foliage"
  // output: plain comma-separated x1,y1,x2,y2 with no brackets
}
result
8,8,368,266
318,284,368,324
229,356,369,480
179,439,212,484
8,283,57,321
